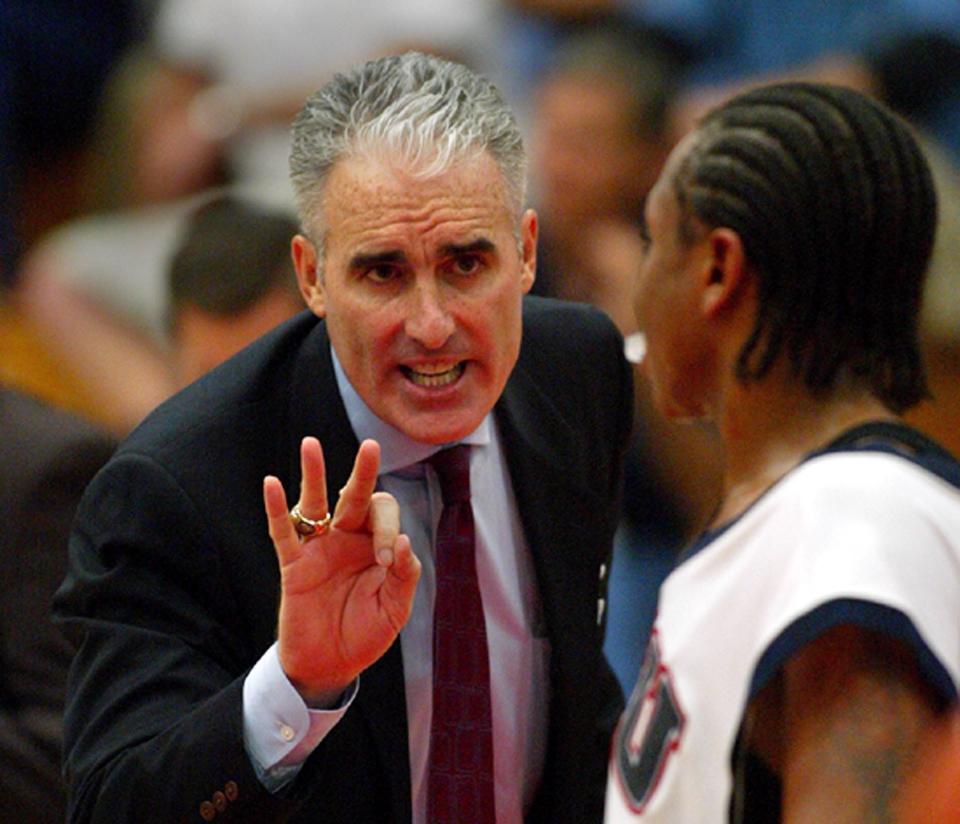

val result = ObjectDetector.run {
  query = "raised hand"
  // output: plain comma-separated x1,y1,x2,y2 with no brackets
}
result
263,436,421,706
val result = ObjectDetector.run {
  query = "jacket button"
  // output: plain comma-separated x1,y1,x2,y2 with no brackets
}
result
224,781,239,801
213,791,227,812
199,800,216,821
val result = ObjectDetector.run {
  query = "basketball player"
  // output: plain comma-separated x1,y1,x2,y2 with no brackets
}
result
606,82,960,822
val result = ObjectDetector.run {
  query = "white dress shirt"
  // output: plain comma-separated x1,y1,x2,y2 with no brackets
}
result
243,346,549,823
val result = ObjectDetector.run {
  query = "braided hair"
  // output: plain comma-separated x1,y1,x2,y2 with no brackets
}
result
673,82,937,413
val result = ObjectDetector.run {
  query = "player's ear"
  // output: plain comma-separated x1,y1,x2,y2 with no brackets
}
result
292,234,326,318
701,228,750,317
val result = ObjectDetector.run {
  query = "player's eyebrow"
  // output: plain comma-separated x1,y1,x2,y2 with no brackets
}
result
347,249,407,271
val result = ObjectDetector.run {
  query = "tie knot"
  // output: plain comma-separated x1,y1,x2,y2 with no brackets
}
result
427,445,471,504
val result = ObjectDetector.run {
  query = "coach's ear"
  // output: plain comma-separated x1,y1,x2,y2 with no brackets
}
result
292,234,325,318
701,227,751,318
519,208,538,294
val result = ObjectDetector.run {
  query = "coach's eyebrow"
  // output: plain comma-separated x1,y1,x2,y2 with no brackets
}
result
438,238,497,257
347,249,407,271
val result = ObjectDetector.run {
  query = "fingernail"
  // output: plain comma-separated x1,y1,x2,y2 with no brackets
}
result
376,548,394,566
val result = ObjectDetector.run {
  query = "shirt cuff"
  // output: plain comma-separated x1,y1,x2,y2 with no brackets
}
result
242,642,358,792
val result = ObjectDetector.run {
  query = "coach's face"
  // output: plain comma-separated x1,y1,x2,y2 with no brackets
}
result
293,151,537,444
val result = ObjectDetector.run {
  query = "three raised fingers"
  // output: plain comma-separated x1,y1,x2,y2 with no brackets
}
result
296,436,329,525
266,438,396,560
263,475,299,566
332,439,381,532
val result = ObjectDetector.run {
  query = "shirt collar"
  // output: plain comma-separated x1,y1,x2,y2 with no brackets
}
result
331,344,491,475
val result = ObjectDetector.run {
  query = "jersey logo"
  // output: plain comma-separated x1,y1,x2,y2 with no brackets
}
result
614,631,685,812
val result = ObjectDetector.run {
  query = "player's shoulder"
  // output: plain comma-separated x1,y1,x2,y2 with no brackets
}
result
679,423,960,571
790,421,960,506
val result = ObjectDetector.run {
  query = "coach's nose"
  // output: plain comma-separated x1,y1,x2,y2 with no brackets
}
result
404,277,455,349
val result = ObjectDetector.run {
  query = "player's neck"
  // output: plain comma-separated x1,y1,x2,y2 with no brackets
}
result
711,374,897,529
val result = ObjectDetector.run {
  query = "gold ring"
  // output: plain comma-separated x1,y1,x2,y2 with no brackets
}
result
289,504,332,538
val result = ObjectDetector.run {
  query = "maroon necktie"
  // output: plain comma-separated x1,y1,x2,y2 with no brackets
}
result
426,445,496,823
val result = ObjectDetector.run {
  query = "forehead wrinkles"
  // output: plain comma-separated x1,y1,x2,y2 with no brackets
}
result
347,191,495,241
323,155,513,250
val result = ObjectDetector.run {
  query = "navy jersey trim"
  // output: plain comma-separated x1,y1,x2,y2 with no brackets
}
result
810,421,960,490
748,598,957,705
678,422,960,566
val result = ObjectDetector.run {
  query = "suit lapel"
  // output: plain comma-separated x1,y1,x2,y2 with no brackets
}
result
287,322,358,502
287,322,412,822
495,361,606,637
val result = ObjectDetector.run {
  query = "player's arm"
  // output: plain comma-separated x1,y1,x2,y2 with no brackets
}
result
746,624,942,824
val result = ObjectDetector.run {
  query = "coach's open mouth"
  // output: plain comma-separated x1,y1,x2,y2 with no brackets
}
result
401,362,466,388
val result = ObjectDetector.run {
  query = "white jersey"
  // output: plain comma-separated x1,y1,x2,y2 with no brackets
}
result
605,423,960,823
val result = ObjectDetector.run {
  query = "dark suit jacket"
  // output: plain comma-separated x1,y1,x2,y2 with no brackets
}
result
0,388,114,824
54,296,633,824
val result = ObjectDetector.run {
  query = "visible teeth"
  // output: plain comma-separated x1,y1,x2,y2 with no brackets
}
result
406,363,464,387
416,362,458,375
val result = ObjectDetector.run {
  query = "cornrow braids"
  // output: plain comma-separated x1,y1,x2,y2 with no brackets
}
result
673,82,937,413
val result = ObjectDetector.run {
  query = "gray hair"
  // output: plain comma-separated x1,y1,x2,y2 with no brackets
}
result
289,51,527,247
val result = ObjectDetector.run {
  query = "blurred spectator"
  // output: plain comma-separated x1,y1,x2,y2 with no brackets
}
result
529,22,680,323
166,194,302,385
629,1,960,158
0,387,115,823
525,22,723,691
14,192,303,434
106,0,499,209
491,2,692,137
14,196,204,434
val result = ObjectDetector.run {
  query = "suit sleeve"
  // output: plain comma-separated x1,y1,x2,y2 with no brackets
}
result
53,453,311,823
54,444,408,824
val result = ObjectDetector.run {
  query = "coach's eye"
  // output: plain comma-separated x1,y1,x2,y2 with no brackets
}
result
366,264,402,284
451,254,483,276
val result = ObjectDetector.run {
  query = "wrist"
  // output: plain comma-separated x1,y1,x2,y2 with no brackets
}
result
289,679,349,710
278,649,352,708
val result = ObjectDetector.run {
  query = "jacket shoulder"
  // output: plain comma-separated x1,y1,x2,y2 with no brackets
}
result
120,311,324,459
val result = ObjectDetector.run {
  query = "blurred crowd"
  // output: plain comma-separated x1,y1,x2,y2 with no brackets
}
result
3,1,960,816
